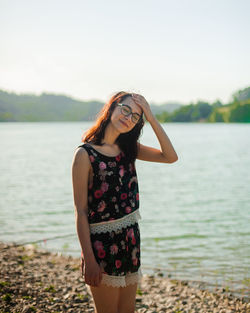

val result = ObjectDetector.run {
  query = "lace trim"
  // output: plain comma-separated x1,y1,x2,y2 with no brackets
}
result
101,267,143,288
89,209,141,234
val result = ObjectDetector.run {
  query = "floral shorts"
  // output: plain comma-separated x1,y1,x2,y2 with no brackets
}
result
81,222,141,287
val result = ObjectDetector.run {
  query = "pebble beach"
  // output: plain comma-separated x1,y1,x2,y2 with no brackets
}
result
0,242,249,313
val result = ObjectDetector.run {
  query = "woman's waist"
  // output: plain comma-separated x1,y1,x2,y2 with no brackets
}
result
88,209,141,234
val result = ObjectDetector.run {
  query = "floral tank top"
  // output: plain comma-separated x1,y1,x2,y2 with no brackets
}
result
77,143,141,234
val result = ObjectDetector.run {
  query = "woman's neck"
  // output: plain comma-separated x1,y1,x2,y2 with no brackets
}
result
101,123,120,146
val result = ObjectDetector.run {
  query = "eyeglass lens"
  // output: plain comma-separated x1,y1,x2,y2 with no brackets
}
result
120,104,140,123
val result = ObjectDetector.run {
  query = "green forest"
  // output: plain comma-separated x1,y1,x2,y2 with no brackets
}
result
156,87,250,123
0,86,249,122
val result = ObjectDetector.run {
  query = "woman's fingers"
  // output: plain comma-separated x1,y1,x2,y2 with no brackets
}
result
87,277,97,287
132,94,147,106
132,94,139,101
92,270,102,287
86,273,102,287
84,263,103,287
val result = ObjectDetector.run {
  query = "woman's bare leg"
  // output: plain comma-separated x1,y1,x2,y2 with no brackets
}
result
89,283,120,313
117,283,138,313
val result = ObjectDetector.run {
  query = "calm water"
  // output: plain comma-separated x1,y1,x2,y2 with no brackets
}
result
0,122,249,295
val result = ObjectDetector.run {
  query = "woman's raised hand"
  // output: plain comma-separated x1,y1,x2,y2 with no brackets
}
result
132,93,154,122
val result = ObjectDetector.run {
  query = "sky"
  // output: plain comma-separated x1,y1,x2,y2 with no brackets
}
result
0,0,249,105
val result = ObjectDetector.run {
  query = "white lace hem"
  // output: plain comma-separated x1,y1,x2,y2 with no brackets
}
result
89,209,141,234
100,267,142,288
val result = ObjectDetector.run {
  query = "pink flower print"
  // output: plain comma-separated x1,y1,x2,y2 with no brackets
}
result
121,202,126,207
90,211,95,217
109,217,115,221
116,154,121,162
94,189,103,198
89,155,95,163
136,193,139,201
111,196,117,202
98,249,106,258
121,193,127,200
125,206,132,214
127,228,136,245
101,182,109,193
94,240,104,250
132,257,138,266
127,228,133,237
119,165,125,177
110,244,118,255
97,200,106,212
115,186,120,192
99,161,107,170
115,260,122,269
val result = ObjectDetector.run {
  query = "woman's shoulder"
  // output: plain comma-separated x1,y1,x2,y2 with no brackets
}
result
75,142,92,153
73,145,91,167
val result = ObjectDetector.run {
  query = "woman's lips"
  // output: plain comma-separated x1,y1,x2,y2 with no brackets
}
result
119,119,128,127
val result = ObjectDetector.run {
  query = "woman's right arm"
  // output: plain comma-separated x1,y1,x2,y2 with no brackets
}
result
72,147,103,287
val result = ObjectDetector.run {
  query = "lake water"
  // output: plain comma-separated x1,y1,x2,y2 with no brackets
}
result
0,122,249,296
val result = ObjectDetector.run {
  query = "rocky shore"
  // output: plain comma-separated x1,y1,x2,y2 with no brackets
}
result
0,242,249,313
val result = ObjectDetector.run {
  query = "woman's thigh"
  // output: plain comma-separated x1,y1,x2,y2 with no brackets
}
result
90,283,120,313
118,283,138,313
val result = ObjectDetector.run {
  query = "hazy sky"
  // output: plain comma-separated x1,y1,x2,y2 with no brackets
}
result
0,0,249,104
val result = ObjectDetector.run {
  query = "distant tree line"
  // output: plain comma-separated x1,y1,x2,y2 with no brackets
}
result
0,91,104,122
0,90,180,122
156,87,250,123
0,87,249,122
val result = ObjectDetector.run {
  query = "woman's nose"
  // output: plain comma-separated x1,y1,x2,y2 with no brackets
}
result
125,113,133,122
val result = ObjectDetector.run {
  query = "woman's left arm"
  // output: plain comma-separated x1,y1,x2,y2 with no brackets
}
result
132,94,178,163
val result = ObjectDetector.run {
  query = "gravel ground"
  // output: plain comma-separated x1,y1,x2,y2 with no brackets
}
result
0,242,249,313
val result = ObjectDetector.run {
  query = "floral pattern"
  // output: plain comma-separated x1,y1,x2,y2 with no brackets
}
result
78,143,141,279
81,223,141,276
81,143,140,224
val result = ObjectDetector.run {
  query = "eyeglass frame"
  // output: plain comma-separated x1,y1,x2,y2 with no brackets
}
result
116,103,142,124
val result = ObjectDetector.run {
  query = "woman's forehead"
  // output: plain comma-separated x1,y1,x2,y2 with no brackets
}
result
122,96,142,114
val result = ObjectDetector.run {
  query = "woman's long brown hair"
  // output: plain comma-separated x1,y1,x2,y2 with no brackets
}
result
81,91,145,163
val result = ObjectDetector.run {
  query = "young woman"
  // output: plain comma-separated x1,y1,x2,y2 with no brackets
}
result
72,91,178,313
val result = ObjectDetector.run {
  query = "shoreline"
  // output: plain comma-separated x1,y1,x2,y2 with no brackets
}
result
0,241,249,313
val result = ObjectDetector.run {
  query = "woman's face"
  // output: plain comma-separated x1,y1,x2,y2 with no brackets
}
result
110,96,143,133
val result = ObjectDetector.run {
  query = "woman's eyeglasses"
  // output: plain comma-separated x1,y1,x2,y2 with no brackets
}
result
117,104,142,124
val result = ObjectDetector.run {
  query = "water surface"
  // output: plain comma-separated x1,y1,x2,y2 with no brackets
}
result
0,121,249,295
